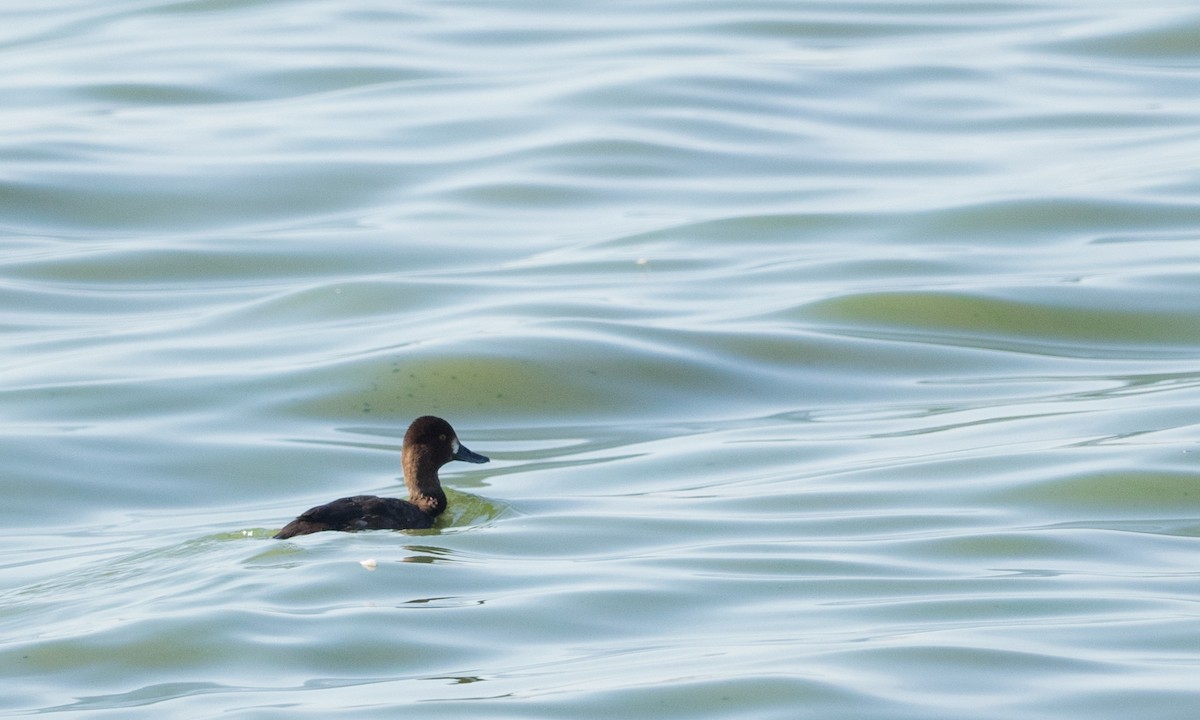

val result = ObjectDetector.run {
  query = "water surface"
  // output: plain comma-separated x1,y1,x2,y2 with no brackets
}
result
3,1,1200,717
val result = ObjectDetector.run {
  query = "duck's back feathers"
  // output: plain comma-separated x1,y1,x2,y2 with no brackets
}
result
273,495,435,539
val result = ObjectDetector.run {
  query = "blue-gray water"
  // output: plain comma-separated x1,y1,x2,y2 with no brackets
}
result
4,1,1200,717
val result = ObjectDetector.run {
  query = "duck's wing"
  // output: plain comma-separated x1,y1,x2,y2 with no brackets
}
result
353,495,436,531
274,495,434,539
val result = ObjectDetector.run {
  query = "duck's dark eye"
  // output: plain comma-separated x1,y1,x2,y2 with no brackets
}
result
439,434,447,441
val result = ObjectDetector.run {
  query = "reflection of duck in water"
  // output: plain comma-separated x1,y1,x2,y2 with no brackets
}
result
274,416,489,539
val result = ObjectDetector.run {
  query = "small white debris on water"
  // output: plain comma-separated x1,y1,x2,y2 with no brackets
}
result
360,558,377,571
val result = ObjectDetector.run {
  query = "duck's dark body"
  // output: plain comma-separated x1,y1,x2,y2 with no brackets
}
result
274,494,437,538
274,416,488,539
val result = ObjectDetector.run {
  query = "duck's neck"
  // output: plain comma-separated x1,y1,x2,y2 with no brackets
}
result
403,449,447,516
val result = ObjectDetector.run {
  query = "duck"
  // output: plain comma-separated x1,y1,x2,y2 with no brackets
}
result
274,415,489,539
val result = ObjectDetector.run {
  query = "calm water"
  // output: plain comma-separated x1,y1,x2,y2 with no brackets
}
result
4,1,1200,717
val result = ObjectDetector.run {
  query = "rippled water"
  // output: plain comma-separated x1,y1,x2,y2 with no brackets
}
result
4,1,1200,717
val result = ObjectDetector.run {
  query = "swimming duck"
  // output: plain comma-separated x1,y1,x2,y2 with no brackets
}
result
274,415,489,539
